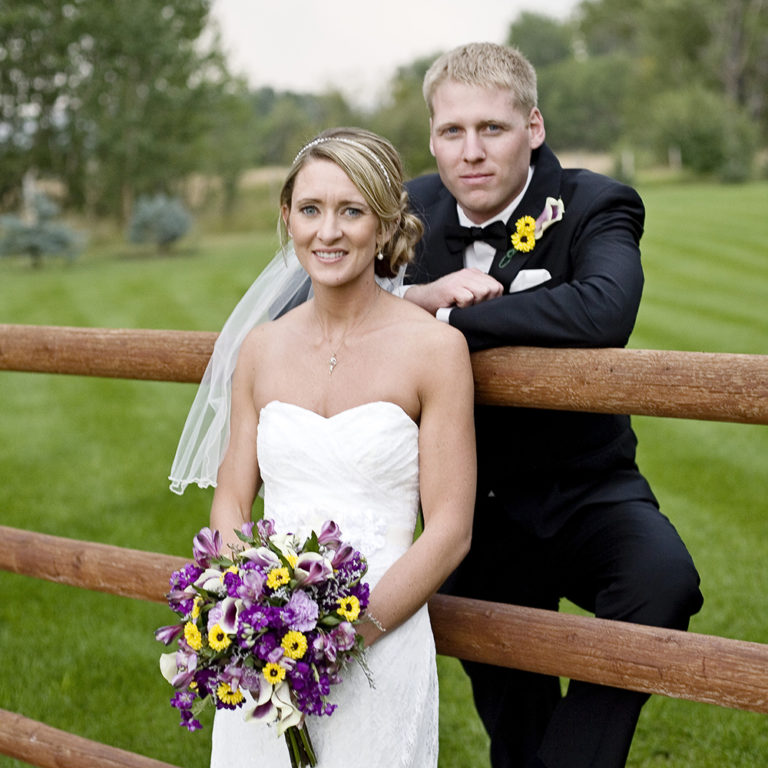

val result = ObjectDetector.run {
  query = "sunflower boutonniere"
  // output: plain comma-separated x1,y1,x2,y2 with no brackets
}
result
498,197,565,269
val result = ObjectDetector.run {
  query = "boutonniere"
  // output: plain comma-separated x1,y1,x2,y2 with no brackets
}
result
498,197,565,269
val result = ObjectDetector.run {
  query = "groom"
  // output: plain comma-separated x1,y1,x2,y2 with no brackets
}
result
402,43,703,768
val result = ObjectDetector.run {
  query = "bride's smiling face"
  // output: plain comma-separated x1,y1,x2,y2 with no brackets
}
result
282,159,380,288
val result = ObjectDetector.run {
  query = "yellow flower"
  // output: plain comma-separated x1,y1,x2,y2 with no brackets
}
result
511,215,536,253
184,621,202,650
337,595,361,621
286,554,298,568
281,631,308,660
190,596,202,620
515,215,536,232
208,624,231,652
267,567,290,589
263,662,286,685
217,682,244,706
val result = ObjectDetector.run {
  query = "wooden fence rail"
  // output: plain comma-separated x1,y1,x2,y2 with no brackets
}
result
2,323,767,767
2,324,768,423
2,526,767,714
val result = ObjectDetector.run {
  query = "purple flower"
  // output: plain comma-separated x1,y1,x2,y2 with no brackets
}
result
170,646,198,689
317,520,342,548
171,689,197,710
155,623,184,646
294,552,333,586
255,631,279,660
331,543,356,569
193,527,223,567
283,590,319,632
349,581,370,610
170,563,203,591
166,588,196,617
331,622,356,652
180,710,202,732
313,633,337,663
240,546,281,570
256,518,276,544
240,605,270,631
236,568,266,604
335,552,368,583
206,597,238,634
241,520,255,539
194,668,218,698
223,570,242,598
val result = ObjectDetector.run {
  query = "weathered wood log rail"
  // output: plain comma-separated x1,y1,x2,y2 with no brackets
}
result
2,324,768,423
1,323,767,767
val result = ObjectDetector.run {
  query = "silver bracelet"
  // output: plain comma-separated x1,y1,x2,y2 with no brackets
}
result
366,610,386,633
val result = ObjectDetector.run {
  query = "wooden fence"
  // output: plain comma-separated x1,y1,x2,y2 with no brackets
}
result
1,323,767,767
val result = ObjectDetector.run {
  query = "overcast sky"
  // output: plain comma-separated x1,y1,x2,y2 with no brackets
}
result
209,0,581,106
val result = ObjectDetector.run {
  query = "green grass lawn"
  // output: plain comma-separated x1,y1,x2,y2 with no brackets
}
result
1,180,767,767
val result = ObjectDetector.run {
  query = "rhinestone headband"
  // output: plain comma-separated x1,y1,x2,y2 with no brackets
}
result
293,136,392,187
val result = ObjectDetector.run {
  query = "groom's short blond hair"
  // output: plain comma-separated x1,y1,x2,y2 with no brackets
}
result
423,42,538,117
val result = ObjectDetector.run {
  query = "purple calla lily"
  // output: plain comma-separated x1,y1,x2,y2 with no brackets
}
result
155,623,184,645
240,546,281,570
317,520,342,548
331,543,356,568
192,527,223,567
294,551,333,586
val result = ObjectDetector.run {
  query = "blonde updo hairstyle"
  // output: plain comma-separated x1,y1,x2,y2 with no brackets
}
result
279,127,423,278
423,42,538,118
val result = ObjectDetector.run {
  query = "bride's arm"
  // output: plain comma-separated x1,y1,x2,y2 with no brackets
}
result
358,323,476,645
209,331,263,551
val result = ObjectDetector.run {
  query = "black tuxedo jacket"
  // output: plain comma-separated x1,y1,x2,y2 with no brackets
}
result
405,144,656,535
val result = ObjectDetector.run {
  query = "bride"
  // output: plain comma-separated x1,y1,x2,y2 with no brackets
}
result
170,127,476,767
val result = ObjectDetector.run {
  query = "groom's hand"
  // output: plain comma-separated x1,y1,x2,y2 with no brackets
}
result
404,269,503,315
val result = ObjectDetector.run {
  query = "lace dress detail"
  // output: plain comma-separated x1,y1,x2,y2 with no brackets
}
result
210,400,438,767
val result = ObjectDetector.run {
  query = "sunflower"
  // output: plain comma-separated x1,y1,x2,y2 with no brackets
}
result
217,682,244,706
263,662,286,685
208,624,231,652
336,595,361,621
183,621,203,650
281,630,308,659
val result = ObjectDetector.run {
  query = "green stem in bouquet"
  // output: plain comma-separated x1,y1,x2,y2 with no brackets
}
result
284,724,317,768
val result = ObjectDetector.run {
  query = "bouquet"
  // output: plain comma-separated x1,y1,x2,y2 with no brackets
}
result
156,518,371,768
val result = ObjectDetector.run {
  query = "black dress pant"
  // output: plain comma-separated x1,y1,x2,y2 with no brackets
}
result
447,496,703,768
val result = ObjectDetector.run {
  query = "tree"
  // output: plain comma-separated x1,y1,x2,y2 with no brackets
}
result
128,194,192,252
0,2,84,207
0,0,233,219
538,54,634,151
370,57,435,178
507,12,575,69
0,192,83,267
574,0,767,173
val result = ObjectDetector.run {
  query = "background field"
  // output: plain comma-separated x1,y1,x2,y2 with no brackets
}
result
0,179,766,767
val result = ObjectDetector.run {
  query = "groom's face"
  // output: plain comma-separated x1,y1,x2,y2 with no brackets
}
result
429,80,545,224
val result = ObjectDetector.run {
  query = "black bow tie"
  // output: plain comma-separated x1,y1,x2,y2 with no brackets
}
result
444,220,509,254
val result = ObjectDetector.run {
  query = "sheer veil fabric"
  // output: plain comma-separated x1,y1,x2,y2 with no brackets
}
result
168,244,405,495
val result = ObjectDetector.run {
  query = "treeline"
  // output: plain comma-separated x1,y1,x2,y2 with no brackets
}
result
1,0,766,223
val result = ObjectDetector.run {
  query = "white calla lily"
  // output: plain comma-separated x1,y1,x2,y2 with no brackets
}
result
218,596,240,633
159,652,178,684
194,567,227,596
273,681,303,735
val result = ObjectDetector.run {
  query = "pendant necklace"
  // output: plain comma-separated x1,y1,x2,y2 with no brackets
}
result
315,287,380,376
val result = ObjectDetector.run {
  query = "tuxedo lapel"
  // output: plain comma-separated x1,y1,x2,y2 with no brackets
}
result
420,187,464,278
490,144,564,288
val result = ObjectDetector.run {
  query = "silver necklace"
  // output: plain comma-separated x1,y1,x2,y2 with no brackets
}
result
315,288,380,376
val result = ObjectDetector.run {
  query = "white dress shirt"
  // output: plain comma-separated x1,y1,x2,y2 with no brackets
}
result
433,166,533,322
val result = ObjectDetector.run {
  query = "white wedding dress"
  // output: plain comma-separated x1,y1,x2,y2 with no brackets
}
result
210,400,439,768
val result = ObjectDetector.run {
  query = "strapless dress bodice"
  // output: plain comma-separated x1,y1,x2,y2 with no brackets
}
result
257,400,420,585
